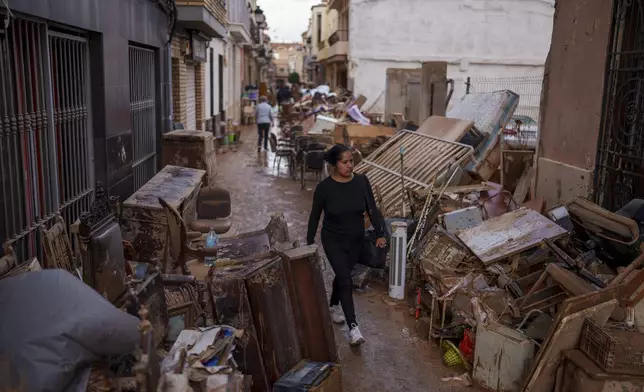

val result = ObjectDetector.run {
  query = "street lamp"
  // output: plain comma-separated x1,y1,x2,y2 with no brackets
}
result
254,6,266,25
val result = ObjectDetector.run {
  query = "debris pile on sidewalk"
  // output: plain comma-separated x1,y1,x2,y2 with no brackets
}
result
276,84,396,158
357,87,644,391
0,173,338,392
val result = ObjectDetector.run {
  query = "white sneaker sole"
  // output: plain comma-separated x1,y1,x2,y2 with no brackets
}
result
350,337,365,346
332,317,346,325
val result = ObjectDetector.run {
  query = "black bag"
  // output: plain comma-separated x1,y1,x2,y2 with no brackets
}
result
358,229,388,269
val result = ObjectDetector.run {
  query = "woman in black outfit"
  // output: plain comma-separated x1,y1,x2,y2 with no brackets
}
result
306,144,386,346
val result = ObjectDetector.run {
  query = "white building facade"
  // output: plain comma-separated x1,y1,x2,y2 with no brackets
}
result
344,0,555,113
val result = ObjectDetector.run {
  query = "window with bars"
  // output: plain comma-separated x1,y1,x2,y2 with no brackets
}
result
0,18,93,261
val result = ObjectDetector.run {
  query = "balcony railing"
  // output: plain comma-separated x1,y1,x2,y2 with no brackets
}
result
328,29,348,46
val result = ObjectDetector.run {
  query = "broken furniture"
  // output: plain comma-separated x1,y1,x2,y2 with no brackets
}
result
41,212,78,274
333,123,396,157
279,245,338,362
115,269,169,348
473,321,536,392
353,130,474,216
208,253,302,391
308,115,339,135
163,275,205,334
500,116,538,197
189,186,233,235
566,196,641,267
556,350,644,392
456,207,568,266
162,130,217,186
158,197,217,275
78,184,127,303
446,90,519,180
121,165,206,268
521,286,622,392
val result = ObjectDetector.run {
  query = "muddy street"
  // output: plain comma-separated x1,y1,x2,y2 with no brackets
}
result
214,125,469,392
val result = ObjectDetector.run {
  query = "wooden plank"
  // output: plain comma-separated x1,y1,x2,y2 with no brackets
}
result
419,62,447,122
245,257,302,384
416,116,473,142
456,208,568,265
513,162,536,204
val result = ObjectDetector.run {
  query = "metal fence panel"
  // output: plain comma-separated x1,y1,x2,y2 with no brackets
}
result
49,32,94,241
129,45,157,189
466,76,543,125
0,17,93,261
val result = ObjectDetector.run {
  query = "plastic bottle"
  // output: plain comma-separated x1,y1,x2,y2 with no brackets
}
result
204,228,218,267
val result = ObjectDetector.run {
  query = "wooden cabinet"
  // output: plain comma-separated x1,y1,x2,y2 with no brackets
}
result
162,130,217,186
121,166,205,265
209,254,301,391
280,245,338,363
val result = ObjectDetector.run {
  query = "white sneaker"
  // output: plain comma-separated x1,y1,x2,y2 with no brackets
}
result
329,306,346,324
349,324,365,346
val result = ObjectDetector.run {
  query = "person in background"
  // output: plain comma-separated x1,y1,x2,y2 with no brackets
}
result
277,81,293,106
255,96,273,152
306,144,386,346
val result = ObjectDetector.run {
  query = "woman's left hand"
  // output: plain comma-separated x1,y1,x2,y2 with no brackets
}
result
375,237,386,248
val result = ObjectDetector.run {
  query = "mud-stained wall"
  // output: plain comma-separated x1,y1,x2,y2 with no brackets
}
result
536,0,614,207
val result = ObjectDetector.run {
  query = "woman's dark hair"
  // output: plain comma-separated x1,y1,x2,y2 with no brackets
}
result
324,144,351,166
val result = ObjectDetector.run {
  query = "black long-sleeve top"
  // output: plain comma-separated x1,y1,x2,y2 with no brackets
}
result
307,174,386,245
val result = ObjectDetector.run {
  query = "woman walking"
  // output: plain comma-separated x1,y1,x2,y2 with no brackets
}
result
306,144,386,346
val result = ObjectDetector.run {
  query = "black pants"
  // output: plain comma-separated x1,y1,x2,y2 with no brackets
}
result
257,123,270,150
322,235,363,327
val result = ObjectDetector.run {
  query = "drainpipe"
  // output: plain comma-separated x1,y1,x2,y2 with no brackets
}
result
166,41,173,133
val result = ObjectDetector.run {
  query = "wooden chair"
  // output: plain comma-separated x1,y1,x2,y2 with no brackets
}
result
158,197,217,275
41,213,77,274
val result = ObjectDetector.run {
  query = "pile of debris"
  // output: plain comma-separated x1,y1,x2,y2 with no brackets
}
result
359,88,644,391
277,84,397,158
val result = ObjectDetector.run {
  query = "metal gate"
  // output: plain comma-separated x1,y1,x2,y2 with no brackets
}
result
129,45,157,190
594,0,644,211
0,18,93,260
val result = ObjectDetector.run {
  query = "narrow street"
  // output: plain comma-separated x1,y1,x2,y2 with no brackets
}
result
216,126,469,392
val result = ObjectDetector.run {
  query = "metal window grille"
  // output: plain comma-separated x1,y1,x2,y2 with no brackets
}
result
594,0,644,211
0,17,93,261
129,45,157,190
465,76,544,125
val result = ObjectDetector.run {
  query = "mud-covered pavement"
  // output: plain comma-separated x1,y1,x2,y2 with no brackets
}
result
215,126,470,392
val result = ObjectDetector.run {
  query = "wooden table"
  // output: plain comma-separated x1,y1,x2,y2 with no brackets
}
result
121,165,206,264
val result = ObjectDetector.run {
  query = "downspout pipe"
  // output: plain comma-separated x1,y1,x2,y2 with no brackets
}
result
166,41,173,133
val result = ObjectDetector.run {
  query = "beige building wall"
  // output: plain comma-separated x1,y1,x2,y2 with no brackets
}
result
272,43,304,83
